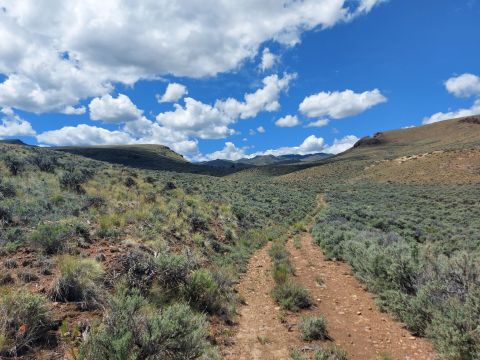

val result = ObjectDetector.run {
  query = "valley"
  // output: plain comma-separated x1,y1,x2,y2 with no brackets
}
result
0,115,479,359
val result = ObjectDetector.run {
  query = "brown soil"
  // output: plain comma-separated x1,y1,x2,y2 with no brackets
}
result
224,233,435,360
223,244,304,359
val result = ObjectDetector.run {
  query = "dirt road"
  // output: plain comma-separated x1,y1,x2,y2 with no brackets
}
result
223,233,435,360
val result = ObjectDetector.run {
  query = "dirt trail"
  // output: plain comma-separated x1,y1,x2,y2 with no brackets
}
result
223,244,304,359
224,233,435,360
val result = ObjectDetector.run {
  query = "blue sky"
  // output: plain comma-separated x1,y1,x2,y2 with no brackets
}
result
0,0,479,160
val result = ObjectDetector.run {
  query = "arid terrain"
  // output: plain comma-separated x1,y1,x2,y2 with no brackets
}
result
0,115,479,359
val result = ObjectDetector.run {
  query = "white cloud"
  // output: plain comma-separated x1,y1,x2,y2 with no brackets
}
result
0,1,384,113
275,115,300,127
445,73,480,98
306,119,330,127
89,94,143,123
257,126,266,133
299,89,387,119
423,99,480,124
156,97,234,140
62,105,86,115
0,107,36,138
216,73,295,119
199,142,248,161
157,83,188,103
323,135,359,154
197,134,358,161
36,124,133,146
259,48,277,72
155,73,294,140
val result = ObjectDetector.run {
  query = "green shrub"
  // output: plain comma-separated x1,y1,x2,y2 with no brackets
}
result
299,315,328,341
0,290,53,356
29,223,72,254
183,269,221,313
183,269,235,320
426,289,480,360
59,171,88,193
78,286,210,360
4,155,25,176
0,180,16,198
50,255,104,310
272,281,312,311
273,263,290,284
313,347,348,360
155,253,192,288
0,206,12,225
30,154,56,173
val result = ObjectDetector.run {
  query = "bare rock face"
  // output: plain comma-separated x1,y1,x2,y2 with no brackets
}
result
353,132,386,148
459,115,480,125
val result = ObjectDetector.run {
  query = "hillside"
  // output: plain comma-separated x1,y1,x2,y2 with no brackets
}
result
55,144,240,176
338,115,480,161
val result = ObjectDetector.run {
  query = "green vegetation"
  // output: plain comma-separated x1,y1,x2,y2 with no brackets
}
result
50,255,104,310
290,346,347,360
299,315,328,341
78,286,212,360
269,235,312,312
1,118,479,358
0,143,313,357
0,290,53,357
312,182,480,358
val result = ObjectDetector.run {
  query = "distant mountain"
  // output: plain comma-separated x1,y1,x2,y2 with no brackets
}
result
203,152,331,168
0,139,28,145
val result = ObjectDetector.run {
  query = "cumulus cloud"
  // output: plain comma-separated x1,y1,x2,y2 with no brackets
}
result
323,135,359,154
200,142,248,161
257,126,266,133
62,106,86,115
259,48,277,72
299,89,387,119
216,73,295,119
305,119,330,127
275,115,300,127
423,99,480,125
445,73,480,98
156,97,234,140
0,107,36,138
36,124,133,146
423,73,480,124
157,83,188,103
155,73,294,140
89,94,143,123
0,1,384,113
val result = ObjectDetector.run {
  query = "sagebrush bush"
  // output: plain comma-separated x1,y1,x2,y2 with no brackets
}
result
313,347,348,360
59,170,88,193
183,269,236,320
50,255,104,310
155,253,192,288
29,223,72,254
0,290,53,357
272,281,312,311
0,180,16,198
78,286,211,360
3,155,25,176
299,315,328,341
30,154,56,173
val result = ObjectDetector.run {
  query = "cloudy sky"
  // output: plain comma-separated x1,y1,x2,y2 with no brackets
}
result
0,1,479,161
